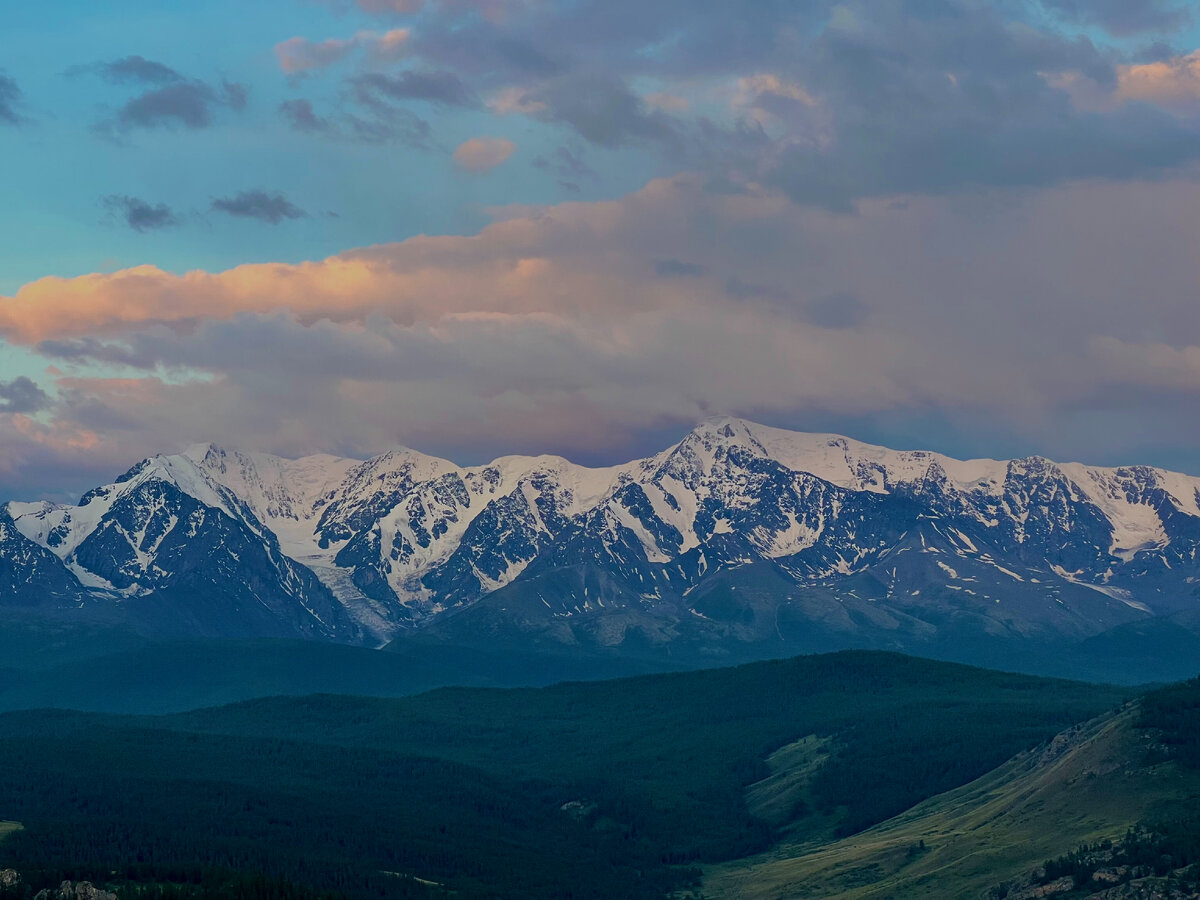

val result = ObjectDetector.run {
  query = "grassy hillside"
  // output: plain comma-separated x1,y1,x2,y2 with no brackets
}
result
0,652,1127,899
705,681,1200,899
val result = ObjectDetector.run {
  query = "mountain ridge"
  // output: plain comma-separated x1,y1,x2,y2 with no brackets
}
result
4,417,1200,675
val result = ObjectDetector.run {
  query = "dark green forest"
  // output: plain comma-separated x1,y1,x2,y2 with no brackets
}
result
0,651,1130,899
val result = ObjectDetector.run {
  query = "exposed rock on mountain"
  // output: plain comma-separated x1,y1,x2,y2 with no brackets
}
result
5,418,1200,667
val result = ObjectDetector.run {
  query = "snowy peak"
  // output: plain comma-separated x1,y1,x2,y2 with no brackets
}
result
671,417,1010,498
6,419,1200,648
668,419,1200,560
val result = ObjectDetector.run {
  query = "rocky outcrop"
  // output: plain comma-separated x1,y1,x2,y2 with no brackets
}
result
33,881,116,900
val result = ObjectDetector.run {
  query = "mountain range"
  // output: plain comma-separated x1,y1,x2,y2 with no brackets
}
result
4,417,1200,679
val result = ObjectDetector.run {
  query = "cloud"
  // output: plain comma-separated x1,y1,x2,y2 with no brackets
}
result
11,147,1200,493
488,86,548,115
0,72,27,125
1089,336,1200,391
279,98,334,133
273,29,410,75
740,3,1200,208
531,144,594,180
525,73,682,149
72,56,247,132
211,190,307,224
453,136,515,171
347,94,435,144
7,174,1200,411
1117,50,1200,113
0,176,704,344
376,0,1200,205
725,277,790,304
102,195,179,232
644,92,689,112
345,105,434,145
273,0,1200,204
80,55,184,85
72,57,249,133
352,69,477,107
328,0,532,17
113,80,247,130
281,76,437,147
1035,0,1193,36
655,259,705,277
347,0,425,13
0,377,50,414
276,35,361,75
798,292,869,330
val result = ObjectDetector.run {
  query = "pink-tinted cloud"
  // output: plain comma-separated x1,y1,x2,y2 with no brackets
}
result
452,136,516,171
276,36,359,74
274,29,410,75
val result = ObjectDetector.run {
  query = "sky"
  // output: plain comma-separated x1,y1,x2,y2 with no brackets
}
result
3,0,1200,500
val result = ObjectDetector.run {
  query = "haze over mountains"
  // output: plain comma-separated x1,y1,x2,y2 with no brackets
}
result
4,417,1200,681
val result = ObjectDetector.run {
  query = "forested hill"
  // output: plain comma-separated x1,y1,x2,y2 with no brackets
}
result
0,651,1128,900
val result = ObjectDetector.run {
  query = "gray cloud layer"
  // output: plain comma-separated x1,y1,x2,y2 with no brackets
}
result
291,0,1200,205
0,377,50,414
1036,0,1194,35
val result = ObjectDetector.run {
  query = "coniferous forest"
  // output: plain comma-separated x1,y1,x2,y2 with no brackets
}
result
0,652,1135,899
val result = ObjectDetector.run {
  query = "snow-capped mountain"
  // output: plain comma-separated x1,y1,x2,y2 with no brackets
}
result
4,418,1200,658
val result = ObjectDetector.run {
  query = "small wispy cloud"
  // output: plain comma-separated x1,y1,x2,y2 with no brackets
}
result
211,190,307,224
78,55,184,86
352,69,478,107
76,56,248,133
0,72,28,126
102,195,179,232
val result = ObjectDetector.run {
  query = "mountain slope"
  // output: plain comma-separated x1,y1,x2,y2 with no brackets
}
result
5,418,1200,665
704,684,1200,899
6,455,358,641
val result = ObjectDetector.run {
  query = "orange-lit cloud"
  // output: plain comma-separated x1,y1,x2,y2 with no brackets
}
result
1118,50,1200,113
7,174,1200,496
1049,50,1200,115
0,177,703,344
